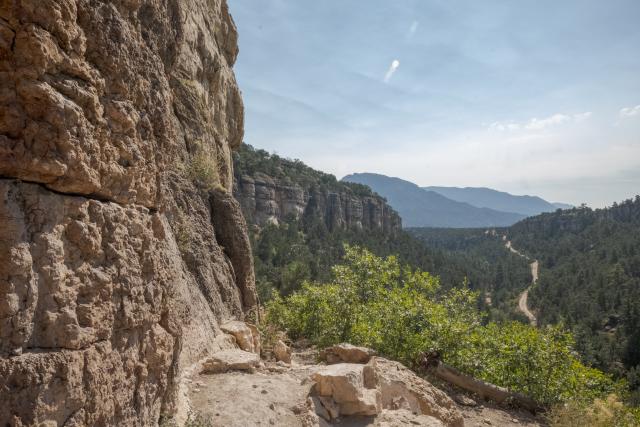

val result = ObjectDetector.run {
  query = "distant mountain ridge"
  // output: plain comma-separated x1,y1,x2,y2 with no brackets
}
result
424,186,570,216
342,173,527,228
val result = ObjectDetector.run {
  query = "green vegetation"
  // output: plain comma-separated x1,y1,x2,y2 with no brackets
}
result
266,246,624,406
236,144,531,308
234,144,375,197
251,218,534,317
408,227,532,322
507,197,640,403
234,144,639,419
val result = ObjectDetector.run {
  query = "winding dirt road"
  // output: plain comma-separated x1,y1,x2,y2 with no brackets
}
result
506,240,538,326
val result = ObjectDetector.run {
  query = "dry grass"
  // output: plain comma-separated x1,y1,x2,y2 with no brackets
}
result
548,394,640,427
186,141,223,191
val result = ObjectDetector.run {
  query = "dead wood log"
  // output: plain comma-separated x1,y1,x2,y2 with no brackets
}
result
419,351,541,413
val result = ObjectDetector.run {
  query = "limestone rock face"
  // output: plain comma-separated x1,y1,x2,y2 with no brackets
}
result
234,173,402,233
0,0,256,425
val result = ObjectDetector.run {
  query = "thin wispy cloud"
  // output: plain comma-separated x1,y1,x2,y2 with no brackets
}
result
620,105,640,118
383,59,400,83
488,112,592,132
407,21,419,39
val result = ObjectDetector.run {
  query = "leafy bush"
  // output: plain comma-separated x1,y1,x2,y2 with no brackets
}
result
452,322,621,404
266,245,623,405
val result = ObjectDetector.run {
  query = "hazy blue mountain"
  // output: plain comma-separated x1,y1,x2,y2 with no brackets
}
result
342,173,526,228
423,186,569,216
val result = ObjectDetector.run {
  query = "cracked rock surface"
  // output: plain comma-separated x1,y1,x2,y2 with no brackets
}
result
0,0,255,425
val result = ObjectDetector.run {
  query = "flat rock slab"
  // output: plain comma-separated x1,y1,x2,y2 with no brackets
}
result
321,343,376,364
201,349,261,374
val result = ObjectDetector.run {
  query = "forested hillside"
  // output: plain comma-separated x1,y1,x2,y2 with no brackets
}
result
233,146,529,307
507,198,640,402
408,228,532,321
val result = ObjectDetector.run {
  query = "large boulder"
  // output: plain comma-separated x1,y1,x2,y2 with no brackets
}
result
308,356,463,427
372,357,464,427
274,340,292,364
221,320,260,354
311,363,381,419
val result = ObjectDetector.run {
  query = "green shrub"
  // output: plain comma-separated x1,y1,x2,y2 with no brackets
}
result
187,142,222,190
451,322,621,404
266,245,624,405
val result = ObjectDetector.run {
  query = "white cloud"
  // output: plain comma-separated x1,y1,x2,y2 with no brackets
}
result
488,121,520,132
525,114,571,130
488,112,593,132
620,105,640,118
383,59,400,83
408,21,419,38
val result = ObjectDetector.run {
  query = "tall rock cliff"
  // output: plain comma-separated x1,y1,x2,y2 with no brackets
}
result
0,1,256,425
233,145,401,233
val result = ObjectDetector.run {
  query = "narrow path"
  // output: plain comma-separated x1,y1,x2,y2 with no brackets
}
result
505,240,538,326
186,347,543,426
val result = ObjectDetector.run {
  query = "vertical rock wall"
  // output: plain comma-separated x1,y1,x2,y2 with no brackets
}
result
0,0,256,425
235,174,402,233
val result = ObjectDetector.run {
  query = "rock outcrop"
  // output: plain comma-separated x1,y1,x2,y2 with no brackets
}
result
235,174,401,233
232,146,402,233
0,0,256,425
310,357,464,426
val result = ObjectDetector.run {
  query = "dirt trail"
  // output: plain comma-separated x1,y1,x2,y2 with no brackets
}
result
506,240,538,326
184,348,543,426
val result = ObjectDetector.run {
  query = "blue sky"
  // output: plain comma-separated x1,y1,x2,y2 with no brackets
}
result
228,0,640,207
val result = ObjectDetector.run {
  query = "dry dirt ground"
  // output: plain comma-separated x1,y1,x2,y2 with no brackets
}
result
506,239,539,326
186,349,546,426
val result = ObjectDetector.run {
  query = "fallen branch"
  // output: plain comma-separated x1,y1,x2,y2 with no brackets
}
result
419,351,541,413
